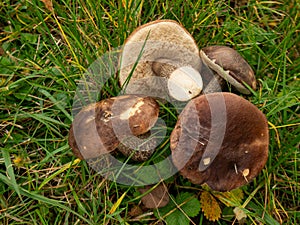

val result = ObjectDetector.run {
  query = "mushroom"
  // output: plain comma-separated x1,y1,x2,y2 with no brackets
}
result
68,95,160,161
200,45,256,94
119,20,203,101
117,131,158,162
170,92,269,191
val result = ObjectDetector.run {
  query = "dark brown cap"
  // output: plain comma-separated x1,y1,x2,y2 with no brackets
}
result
170,92,269,191
200,45,256,94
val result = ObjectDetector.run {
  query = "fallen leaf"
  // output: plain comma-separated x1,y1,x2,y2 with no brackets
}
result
233,207,247,222
128,205,143,217
200,191,221,221
139,184,169,209
109,192,127,214
0,47,4,56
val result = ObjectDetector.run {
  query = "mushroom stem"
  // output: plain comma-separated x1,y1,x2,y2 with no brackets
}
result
167,66,203,101
118,131,158,161
152,58,203,101
203,75,227,94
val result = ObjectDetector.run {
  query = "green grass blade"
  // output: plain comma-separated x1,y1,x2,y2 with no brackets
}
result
1,148,22,199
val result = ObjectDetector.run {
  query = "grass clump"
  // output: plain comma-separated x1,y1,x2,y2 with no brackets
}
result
1,0,299,224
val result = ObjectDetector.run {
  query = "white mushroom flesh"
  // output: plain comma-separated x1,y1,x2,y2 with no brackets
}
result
167,66,203,101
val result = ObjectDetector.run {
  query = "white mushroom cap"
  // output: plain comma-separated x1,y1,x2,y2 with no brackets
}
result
119,20,202,101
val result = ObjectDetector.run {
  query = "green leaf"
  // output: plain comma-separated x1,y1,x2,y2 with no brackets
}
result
21,33,39,44
155,192,201,225
176,192,201,217
1,149,22,199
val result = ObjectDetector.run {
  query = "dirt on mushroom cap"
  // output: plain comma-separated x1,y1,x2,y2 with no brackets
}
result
68,95,159,160
170,92,269,191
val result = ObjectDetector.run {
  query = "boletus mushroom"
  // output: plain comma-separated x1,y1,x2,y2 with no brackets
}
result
119,20,203,101
170,92,269,191
69,95,160,161
200,45,256,94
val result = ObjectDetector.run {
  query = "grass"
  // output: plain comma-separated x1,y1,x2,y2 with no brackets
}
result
0,0,299,224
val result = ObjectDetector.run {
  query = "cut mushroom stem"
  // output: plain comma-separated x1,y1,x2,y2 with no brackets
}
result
200,45,257,94
168,66,203,101
152,58,203,101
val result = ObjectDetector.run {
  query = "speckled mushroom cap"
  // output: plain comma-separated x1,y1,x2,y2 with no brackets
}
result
170,92,269,191
68,95,159,160
200,45,256,95
119,20,202,101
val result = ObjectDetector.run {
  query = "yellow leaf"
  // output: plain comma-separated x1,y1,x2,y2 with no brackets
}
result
213,188,244,207
13,156,23,165
200,191,221,222
109,192,127,214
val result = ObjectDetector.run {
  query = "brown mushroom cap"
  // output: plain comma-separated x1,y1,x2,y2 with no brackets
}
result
119,20,203,101
68,95,159,160
200,45,256,94
170,92,269,191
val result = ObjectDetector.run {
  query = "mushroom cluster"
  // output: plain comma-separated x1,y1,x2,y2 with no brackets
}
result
68,19,269,192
